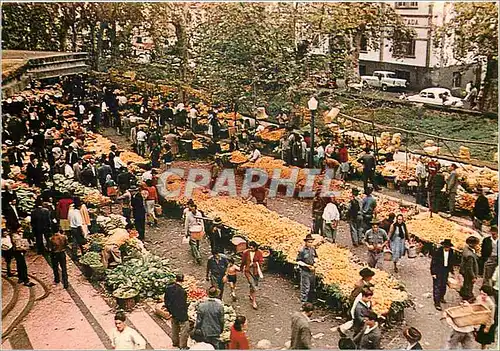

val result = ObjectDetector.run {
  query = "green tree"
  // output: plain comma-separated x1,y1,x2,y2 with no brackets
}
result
434,2,498,111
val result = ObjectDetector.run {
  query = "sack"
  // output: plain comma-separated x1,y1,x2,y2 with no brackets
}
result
339,320,354,334
13,237,29,251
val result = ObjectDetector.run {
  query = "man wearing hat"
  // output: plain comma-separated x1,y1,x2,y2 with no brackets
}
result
296,234,318,303
208,217,225,254
459,235,480,301
430,239,456,310
364,218,388,269
403,327,423,350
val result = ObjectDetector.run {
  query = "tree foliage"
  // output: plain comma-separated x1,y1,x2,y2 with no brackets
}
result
434,2,498,111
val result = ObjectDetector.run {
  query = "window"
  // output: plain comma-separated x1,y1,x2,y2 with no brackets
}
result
395,2,418,9
427,93,435,99
136,36,143,44
452,72,462,88
419,92,427,97
405,39,416,57
360,35,368,53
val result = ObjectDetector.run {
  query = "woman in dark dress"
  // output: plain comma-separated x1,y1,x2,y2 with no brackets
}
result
475,285,497,349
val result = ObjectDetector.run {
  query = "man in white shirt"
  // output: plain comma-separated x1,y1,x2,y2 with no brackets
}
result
249,145,261,162
322,197,340,243
114,151,127,172
68,201,86,257
189,105,198,130
136,129,147,156
110,312,146,350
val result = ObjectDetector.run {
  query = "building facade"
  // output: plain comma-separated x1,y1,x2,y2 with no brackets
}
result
359,1,480,92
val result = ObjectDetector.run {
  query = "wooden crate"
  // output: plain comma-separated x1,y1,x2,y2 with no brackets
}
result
445,303,491,327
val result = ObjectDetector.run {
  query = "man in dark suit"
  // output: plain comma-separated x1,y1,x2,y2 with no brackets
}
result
164,274,189,349
65,145,79,166
4,198,21,232
81,160,99,187
131,186,146,241
430,239,455,310
97,157,113,195
481,225,498,286
8,146,25,167
31,198,52,254
459,236,480,301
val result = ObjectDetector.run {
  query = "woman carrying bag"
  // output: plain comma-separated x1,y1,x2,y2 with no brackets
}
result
388,214,409,273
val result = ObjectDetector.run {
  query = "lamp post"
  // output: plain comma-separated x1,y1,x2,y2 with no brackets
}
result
308,97,318,168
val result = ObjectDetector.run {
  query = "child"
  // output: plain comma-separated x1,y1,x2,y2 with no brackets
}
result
225,257,240,301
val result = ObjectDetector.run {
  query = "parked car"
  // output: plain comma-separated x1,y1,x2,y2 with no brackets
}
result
407,87,464,108
360,71,408,91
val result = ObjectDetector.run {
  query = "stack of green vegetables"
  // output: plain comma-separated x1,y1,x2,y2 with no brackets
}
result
53,174,96,197
80,251,104,268
105,254,175,299
17,186,37,213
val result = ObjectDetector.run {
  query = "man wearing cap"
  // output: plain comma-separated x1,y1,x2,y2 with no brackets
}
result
403,327,423,350
481,225,498,287
364,219,388,269
350,268,375,303
206,250,229,299
296,234,318,303
459,236,480,301
430,239,456,310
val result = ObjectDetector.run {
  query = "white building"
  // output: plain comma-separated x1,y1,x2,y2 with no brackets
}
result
359,1,480,92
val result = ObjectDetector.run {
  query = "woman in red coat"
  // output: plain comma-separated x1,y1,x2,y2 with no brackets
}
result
229,316,250,350
240,241,264,309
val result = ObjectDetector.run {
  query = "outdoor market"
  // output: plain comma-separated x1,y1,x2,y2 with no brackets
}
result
1,2,499,351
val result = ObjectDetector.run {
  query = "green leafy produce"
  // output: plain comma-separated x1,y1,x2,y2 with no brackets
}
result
105,253,175,299
188,298,236,342
17,187,37,213
87,234,107,252
80,252,103,267
113,287,139,299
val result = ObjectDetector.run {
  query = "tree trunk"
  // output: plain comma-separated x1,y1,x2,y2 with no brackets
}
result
174,14,188,83
71,23,78,52
96,23,104,71
89,21,97,70
480,56,498,112
345,31,362,82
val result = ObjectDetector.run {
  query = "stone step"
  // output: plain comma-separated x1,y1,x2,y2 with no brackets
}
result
2,279,34,338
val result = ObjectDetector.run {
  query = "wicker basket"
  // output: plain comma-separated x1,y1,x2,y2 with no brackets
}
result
445,304,491,328
154,205,163,216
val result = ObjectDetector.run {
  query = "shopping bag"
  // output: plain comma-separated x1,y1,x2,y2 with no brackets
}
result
182,236,190,245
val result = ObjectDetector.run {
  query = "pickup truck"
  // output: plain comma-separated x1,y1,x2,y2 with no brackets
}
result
360,71,408,91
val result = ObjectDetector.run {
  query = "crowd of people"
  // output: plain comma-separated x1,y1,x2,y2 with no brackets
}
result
1,74,498,350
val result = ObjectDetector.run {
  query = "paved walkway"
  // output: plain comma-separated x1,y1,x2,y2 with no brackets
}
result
2,252,173,350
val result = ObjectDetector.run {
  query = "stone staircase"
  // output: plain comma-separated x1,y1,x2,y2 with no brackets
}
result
2,50,89,96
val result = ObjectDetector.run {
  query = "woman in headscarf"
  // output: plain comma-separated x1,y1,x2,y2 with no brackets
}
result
388,214,409,273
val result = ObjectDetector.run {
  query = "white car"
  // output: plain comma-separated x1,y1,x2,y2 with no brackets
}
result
361,71,408,91
407,88,464,108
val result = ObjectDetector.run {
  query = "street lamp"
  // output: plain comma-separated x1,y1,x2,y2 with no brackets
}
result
308,96,318,168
